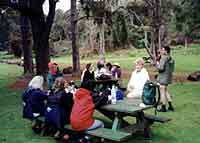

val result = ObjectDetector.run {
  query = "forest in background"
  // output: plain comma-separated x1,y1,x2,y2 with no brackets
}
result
1,0,199,58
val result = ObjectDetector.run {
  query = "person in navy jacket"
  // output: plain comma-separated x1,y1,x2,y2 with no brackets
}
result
44,77,73,139
22,76,48,128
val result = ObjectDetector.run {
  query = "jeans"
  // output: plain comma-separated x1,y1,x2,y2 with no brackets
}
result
86,120,104,131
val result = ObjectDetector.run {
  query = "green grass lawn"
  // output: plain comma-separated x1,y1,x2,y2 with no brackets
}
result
0,63,200,143
0,44,199,143
1,44,199,73
52,44,200,73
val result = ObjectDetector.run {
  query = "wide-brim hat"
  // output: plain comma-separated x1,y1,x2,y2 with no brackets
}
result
113,62,120,68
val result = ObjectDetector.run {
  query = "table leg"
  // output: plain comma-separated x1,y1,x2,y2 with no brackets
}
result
112,112,122,131
97,108,130,128
136,111,151,138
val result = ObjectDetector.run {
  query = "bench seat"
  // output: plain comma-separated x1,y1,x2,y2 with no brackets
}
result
144,114,171,123
65,125,131,142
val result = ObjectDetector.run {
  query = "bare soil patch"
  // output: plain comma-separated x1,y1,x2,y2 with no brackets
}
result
8,70,190,90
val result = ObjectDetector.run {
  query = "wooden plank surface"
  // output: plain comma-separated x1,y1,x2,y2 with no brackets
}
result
144,114,172,123
65,125,131,142
87,128,131,142
101,98,152,114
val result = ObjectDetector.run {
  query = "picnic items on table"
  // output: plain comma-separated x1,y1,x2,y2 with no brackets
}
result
111,85,117,104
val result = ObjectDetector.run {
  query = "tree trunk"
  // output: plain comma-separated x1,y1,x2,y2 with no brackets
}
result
30,15,47,76
1,0,56,77
184,37,188,55
148,0,162,64
99,18,105,61
71,0,80,75
88,20,95,50
29,0,56,76
20,15,33,76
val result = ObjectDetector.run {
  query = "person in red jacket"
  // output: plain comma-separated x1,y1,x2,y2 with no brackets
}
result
70,81,104,131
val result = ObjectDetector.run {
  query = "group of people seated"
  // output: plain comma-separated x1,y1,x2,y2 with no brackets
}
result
22,59,149,141
81,60,122,84
22,75,105,142
22,46,175,142
23,61,110,142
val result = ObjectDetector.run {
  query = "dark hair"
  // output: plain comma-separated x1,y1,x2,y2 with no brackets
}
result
81,81,95,91
163,46,171,54
85,63,92,70
97,62,104,70
106,62,112,71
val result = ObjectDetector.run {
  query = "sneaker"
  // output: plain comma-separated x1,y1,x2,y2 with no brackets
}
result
54,130,61,140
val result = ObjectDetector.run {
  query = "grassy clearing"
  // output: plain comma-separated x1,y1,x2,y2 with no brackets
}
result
0,64,54,143
1,44,199,73
52,44,200,73
0,63,200,143
0,44,199,142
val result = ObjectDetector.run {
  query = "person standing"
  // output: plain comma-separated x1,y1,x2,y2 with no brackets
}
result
157,46,175,112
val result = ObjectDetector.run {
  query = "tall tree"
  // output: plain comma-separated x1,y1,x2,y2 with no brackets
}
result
0,0,58,76
175,0,200,48
29,0,58,76
71,0,80,74
20,15,33,76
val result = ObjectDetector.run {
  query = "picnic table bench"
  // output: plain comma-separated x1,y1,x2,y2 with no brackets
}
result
64,125,131,142
37,97,171,142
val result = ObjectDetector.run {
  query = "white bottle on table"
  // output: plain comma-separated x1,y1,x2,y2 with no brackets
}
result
111,85,117,104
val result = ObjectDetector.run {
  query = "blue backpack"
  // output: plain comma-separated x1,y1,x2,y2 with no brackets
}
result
142,81,160,107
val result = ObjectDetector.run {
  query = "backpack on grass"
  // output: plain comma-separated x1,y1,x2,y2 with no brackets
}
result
142,81,160,113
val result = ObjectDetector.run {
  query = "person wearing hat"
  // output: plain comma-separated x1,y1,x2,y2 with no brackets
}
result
111,63,122,79
22,76,48,130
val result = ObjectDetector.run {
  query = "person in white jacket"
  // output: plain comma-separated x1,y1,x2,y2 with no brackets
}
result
127,58,149,99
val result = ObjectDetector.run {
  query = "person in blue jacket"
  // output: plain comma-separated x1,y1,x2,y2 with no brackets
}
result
22,76,48,128
44,77,73,139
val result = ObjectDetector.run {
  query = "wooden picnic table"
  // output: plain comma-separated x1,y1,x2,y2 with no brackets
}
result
63,98,171,142
98,98,171,139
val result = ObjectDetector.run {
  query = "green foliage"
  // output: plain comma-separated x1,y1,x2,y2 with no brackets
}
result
112,11,128,48
0,51,15,60
0,8,20,51
174,0,200,38
128,26,145,49
120,16,128,46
